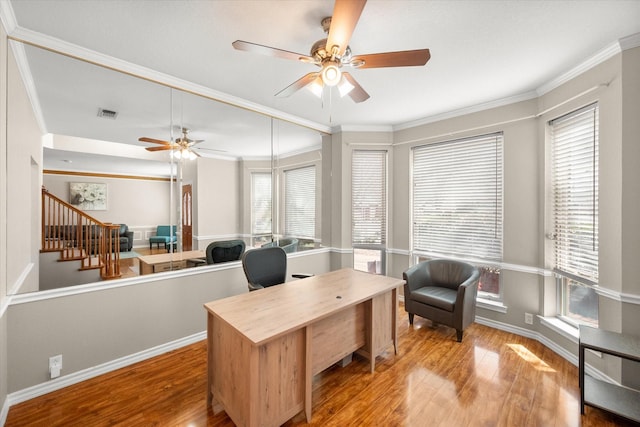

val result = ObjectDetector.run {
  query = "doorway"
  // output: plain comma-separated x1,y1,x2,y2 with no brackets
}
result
182,184,193,251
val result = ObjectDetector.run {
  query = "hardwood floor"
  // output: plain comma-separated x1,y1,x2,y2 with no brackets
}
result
6,309,635,426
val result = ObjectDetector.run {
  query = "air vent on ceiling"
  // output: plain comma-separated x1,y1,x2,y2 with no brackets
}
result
97,108,118,120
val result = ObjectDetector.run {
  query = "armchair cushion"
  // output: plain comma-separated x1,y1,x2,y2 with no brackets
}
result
411,286,457,312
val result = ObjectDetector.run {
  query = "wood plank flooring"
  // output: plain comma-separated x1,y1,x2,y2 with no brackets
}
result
6,308,635,426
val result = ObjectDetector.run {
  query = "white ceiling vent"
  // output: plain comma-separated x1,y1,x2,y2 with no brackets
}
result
97,108,118,120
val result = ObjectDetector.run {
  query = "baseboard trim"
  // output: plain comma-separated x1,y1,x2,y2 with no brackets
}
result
4,312,619,419
5,331,206,409
0,396,9,427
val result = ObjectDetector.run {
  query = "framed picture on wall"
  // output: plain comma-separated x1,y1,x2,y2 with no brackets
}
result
69,182,107,210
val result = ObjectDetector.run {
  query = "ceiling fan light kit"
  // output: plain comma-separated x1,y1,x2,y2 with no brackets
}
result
232,0,430,103
139,127,204,160
321,62,341,86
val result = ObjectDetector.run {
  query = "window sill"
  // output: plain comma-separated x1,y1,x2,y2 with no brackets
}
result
477,298,507,314
539,316,579,344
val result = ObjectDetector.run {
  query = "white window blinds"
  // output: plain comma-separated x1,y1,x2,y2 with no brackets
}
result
551,103,599,285
412,133,503,261
284,166,316,238
251,172,272,235
352,150,387,246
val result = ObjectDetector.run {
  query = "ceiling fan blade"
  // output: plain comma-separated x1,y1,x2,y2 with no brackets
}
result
139,137,171,145
232,40,315,63
326,0,367,57
275,72,321,98
351,49,431,69
145,146,173,152
342,72,370,103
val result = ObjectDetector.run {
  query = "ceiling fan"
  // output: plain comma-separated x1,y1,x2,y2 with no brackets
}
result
139,127,224,160
232,0,431,103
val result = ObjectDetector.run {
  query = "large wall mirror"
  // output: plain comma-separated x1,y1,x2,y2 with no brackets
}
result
8,40,325,295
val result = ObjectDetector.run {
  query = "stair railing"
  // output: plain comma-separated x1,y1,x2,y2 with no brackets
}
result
41,187,121,279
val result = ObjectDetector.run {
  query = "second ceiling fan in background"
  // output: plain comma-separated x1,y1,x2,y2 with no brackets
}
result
232,0,431,103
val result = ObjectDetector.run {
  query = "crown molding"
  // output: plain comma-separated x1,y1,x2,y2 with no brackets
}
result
334,124,394,133
394,31,640,133
0,0,17,34
536,40,622,96
6,26,332,135
394,91,538,131
619,32,640,51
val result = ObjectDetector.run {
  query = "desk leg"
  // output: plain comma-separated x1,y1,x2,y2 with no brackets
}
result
579,340,585,414
392,287,398,355
207,313,214,408
305,324,313,423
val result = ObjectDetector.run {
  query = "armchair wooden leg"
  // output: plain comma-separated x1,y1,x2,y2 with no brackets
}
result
456,330,463,342
408,313,414,325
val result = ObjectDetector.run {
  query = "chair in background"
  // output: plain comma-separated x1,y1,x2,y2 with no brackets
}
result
242,246,287,292
149,225,177,251
206,239,246,264
403,259,480,342
261,237,299,253
242,246,312,292
118,224,134,252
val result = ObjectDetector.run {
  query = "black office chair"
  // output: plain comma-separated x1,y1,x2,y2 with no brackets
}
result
242,246,311,291
206,239,246,264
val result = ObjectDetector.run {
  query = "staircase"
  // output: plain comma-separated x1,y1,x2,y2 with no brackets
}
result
41,187,121,280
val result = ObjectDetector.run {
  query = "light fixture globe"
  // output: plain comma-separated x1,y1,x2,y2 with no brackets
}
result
321,62,341,86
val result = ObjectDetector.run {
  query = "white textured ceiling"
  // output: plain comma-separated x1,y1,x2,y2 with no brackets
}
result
4,0,640,174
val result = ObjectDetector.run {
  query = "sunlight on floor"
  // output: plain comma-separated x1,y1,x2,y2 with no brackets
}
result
474,345,500,382
507,343,556,372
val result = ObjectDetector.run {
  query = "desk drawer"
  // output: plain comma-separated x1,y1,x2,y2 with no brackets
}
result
153,260,187,272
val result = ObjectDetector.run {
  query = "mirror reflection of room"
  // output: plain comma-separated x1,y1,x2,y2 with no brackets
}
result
12,41,323,295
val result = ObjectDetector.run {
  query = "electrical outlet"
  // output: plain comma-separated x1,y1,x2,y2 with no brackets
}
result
49,354,62,379
524,313,534,325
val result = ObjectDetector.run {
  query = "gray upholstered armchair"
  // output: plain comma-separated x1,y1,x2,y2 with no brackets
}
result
403,259,480,342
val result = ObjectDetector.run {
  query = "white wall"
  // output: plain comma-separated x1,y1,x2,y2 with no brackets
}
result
0,19,10,425
194,156,241,248
6,41,42,296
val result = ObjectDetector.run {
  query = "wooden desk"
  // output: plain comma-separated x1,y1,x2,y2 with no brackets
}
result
204,268,404,427
137,250,205,275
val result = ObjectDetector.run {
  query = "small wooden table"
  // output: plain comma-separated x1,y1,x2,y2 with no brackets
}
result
204,268,404,427
137,250,205,275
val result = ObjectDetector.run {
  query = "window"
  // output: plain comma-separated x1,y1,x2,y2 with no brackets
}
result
352,150,387,274
284,165,316,239
412,133,503,298
550,103,599,327
251,172,272,245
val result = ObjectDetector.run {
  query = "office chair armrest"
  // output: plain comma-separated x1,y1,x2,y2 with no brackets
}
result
248,283,264,291
291,273,313,279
